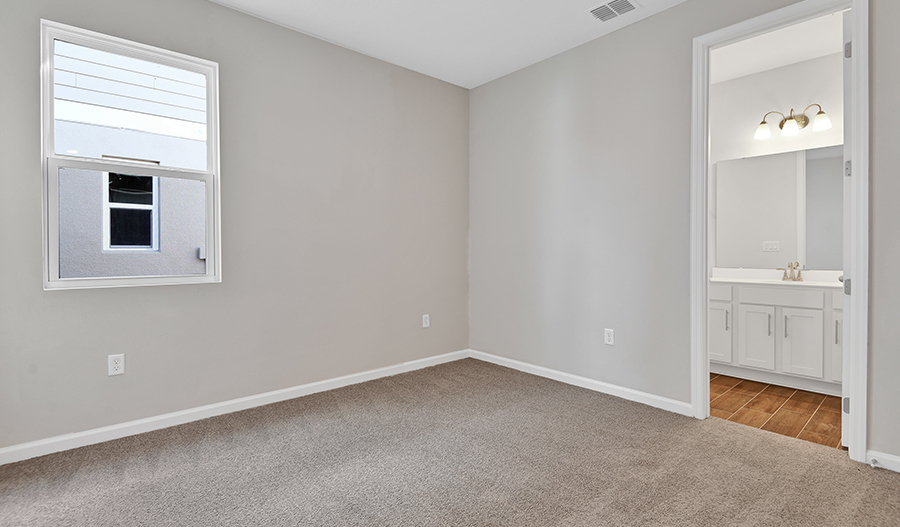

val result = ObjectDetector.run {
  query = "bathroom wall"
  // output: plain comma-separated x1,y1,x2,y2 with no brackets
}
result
709,52,844,270
709,53,844,165
715,152,801,269
806,153,843,270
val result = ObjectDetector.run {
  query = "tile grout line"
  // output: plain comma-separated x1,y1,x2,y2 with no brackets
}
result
797,395,828,438
709,377,741,405
795,397,827,439
710,377,755,408
726,384,769,422
709,380,844,447
756,386,798,430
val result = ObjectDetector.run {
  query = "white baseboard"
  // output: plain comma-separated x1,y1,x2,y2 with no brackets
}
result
0,348,698,466
468,350,695,417
0,350,469,466
867,450,900,474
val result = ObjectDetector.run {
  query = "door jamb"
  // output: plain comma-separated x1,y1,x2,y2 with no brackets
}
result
689,0,869,463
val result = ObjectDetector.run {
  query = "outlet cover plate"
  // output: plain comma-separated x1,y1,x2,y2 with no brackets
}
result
422,314,430,328
108,353,125,376
604,329,615,346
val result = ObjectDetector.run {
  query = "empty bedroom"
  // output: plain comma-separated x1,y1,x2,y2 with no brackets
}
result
2,0,900,525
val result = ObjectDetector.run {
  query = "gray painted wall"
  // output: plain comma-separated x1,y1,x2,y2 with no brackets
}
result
0,0,469,448
806,154,843,270
470,0,900,460
869,0,900,457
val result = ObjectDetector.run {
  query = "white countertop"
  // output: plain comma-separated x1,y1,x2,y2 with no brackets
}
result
710,268,842,289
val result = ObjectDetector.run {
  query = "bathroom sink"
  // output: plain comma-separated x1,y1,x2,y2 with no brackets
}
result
710,267,842,288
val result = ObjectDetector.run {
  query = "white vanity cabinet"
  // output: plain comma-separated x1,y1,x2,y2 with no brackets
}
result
781,308,824,378
709,302,733,363
830,291,843,382
708,284,734,363
737,304,775,370
709,281,842,396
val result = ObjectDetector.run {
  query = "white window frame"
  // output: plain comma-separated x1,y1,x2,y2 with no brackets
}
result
41,20,221,289
102,173,159,251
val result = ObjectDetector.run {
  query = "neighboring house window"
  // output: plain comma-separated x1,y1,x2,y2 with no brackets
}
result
41,20,220,289
104,173,159,250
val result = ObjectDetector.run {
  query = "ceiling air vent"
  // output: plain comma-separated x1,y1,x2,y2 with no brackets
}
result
590,5,617,22
589,0,638,22
609,0,636,15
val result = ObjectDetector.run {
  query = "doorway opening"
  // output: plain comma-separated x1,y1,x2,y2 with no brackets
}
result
690,0,870,463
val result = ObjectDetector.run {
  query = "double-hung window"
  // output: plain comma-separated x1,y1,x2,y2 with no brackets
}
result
41,20,220,289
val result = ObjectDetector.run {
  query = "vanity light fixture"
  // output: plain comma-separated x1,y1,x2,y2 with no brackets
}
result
754,104,832,140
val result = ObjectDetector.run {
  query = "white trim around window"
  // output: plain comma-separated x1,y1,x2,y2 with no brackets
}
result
41,20,221,289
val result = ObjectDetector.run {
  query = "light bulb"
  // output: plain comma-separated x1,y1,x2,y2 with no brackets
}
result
813,110,832,132
781,118,800,137
754,121,771,140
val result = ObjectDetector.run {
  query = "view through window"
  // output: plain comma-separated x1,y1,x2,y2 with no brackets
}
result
42,21,220,288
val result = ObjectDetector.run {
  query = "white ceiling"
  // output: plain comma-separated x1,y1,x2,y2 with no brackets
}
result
710,11,845,85
207,0,688,89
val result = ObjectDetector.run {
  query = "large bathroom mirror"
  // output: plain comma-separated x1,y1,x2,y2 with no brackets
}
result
715,145,842,270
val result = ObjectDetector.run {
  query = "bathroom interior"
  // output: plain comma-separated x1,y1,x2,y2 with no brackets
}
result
706,11,848,448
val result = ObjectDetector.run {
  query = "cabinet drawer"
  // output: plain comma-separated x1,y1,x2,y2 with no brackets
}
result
709,284,732,302
739,287,824,309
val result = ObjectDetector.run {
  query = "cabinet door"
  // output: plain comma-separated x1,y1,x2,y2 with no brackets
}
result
709,302,732,364
782,307,824,379
738,304,775,370
831,311,843,382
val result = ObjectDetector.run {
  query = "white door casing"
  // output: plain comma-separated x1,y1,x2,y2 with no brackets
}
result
690,0,869,463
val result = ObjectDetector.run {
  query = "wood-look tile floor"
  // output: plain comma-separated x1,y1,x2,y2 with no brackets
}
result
710,374,844,449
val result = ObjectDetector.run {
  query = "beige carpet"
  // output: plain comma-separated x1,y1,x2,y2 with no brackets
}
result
1,358,899,526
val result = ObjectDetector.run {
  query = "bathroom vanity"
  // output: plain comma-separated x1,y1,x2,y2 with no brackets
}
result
709,146,844,397
708,268,843,396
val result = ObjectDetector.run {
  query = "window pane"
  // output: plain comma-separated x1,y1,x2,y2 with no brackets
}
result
110,209,152,246
53,39,207,171
109,173,153,205
58,167,207,278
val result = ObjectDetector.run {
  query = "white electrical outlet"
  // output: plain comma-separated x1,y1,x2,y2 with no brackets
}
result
422,314,430,328
108,353,125,376
604,329,615,346
762,241,780,252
